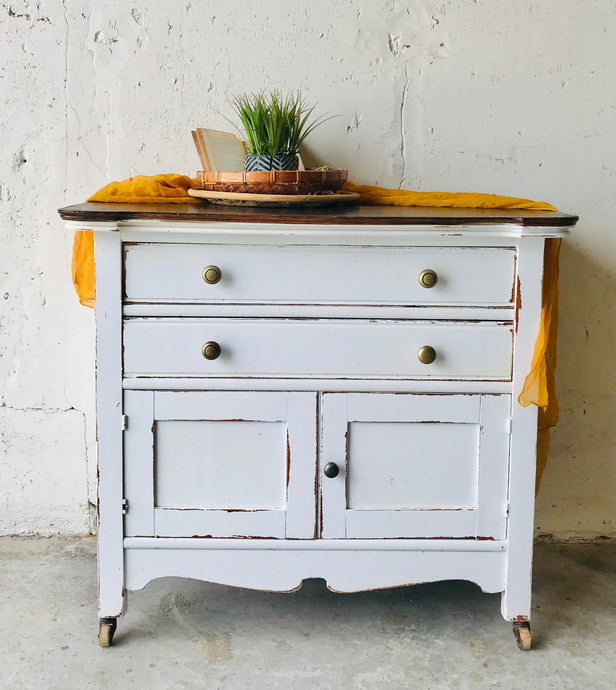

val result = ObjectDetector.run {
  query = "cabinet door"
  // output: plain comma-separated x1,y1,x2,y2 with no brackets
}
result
320,393,510,539
124,391,317,538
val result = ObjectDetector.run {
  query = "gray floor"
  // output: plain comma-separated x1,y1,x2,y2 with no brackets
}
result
1,538,615,689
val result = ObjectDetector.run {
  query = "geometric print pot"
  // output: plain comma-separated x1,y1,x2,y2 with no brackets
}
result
244,154,299,171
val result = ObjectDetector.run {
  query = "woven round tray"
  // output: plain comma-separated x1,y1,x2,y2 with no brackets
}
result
188,189,359,207
196,168,347,195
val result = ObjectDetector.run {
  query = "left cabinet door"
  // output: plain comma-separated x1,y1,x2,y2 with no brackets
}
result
124,391,318,539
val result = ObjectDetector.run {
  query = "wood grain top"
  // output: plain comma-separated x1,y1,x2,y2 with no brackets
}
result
58,201,578,227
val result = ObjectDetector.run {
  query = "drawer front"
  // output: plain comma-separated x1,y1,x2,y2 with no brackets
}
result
123,318,513,380
124,244,516,306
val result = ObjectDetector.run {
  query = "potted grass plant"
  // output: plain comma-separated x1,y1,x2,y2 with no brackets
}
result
230,91,331,171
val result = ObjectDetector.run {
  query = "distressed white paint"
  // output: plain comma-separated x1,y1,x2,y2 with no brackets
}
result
124,244,516,305
155,421,287,509
123,390,317,539
93,231,125,617
501,237,545,620
122,389,154,537
320,393,509,540
123,547,507,595
123,317,513,379
0,0,613,539
86,218,558,627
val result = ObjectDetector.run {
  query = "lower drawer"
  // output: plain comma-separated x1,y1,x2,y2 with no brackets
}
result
123,319,513,380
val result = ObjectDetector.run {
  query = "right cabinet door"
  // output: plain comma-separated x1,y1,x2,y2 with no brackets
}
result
320,393,510,540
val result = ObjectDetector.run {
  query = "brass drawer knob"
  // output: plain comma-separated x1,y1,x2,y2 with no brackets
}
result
202,341,221,360
417,345,436,364
202,265,222,284
418,269,438,288
323,462,340,478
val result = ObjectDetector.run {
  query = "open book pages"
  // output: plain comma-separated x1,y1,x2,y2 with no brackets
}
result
191,129,246,172
192,128,306,173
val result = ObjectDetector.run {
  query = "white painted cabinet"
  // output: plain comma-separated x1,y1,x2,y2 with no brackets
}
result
59,202,576,648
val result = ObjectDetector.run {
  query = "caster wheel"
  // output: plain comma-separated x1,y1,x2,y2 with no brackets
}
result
99,617,118,647
513,621,532,651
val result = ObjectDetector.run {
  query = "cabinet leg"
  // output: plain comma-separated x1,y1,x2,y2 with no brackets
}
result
99,617,118,647
513,621,532,650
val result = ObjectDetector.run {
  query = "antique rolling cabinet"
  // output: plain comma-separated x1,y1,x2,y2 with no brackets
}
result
58,202,577,648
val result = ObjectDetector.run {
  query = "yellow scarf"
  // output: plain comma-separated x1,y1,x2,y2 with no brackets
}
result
71,174,200,308
71,174,559,491
344,181,557,211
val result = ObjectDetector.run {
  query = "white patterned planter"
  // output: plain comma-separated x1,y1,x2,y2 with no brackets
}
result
244,153,299,171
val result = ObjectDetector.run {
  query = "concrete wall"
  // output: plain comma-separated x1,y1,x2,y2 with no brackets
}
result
1,1,614,539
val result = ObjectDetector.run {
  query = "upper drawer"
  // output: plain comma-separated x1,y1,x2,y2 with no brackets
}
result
124,244,516,306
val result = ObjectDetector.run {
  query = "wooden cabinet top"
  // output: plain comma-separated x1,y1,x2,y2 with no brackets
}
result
58,202,578,228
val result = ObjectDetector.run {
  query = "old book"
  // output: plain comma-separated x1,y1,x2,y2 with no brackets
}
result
192,128,246,172
191,130,207,170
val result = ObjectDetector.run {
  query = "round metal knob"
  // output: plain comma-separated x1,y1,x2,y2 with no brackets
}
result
418,269,438,288
323,462,340,478
202,265,222,284
417,345,436,364
202,341,221,360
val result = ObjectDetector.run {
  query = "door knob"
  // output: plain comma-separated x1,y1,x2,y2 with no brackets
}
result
417,345,436,364
202,341,221,360
323,462,340,478
202,265,222,284
418,269,438,288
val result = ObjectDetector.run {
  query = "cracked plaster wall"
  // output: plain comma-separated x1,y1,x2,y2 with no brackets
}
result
0,1,614,538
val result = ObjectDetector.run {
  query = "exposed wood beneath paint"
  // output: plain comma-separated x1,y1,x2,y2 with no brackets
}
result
58,202,578,227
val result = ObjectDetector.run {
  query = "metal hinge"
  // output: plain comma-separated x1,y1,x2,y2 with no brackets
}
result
504,502,510,518
122,498,129,515
121,415,128,431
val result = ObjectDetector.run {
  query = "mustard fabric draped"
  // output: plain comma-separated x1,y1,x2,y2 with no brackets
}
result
518,237,561,493
71,174,560,490
343,182,557,211
87,173,201,204
71,174,200,308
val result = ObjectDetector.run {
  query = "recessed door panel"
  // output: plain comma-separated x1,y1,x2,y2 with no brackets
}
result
347,422,479,510
155,420,287,510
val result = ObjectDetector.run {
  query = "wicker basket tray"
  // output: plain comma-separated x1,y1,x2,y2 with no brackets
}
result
188,189,359,207
196,168,347,195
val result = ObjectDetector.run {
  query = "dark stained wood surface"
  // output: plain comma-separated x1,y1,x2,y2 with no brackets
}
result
58,201,578,227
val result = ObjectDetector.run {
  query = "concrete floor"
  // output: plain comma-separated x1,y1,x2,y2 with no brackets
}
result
1,538,615,689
